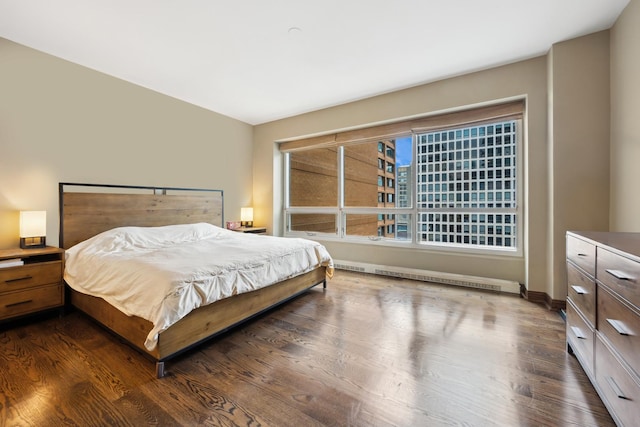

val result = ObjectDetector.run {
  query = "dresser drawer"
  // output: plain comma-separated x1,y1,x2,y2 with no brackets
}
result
0,284,64,320
598,285,640,378
597,248,640,310
0,261,62,293
567,262,596,327
567,234,596,277
566,299,595,378
595,335,640,427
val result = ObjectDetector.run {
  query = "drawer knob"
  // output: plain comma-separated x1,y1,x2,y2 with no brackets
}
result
606,318,631,336
570,285,587,295
605,269,634,281
606,376,629,400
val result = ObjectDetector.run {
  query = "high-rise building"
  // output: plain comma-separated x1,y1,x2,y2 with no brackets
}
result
396,164,411,239
414,121,517,247
376,140,396,238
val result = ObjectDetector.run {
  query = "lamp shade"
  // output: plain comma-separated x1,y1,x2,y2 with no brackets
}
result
240,207,254,222
20,211,46,237
20,211,47,249
240,207,254,227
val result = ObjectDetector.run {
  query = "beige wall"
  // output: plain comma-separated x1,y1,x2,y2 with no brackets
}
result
611,0,640,231
0,38,254,249
254,58,549,292
547,32,611,300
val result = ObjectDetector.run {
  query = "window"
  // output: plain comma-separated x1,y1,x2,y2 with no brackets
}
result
386,146,395,158
416,121,518,249
386,162,394,174
281,100,523,253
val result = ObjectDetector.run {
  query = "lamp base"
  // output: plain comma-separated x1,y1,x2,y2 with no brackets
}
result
20,236,46,249
241,221,253,228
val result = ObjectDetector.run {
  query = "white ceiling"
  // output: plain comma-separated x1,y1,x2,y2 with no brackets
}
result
0,0,630,125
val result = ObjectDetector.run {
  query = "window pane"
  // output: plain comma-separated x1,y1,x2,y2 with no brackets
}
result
345,213,379,236
344,137,413,208
289,148,337,207
289,213,336,233
345,213,412,241
417,211,516,248
416,120,517,249
344,140,393,207
416,121,516,211
395,136,413,209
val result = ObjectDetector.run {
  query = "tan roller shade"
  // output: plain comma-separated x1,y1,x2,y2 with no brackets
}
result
279,99,524,152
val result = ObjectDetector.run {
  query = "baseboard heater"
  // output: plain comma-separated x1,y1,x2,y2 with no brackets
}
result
333,260,521,294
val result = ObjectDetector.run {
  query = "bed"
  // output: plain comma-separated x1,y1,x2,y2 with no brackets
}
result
59,183,333,377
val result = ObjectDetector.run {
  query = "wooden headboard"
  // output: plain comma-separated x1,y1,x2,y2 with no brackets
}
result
59,183,224,249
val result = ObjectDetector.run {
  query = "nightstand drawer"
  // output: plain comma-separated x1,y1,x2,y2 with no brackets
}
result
567,262,596,327
567,234,596,277
0,284,63,320
0,261,62,293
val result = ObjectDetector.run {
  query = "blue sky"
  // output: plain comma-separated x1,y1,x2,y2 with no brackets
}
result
396,136,412,167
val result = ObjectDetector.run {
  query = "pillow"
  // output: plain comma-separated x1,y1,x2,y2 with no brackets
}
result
66,222,222,256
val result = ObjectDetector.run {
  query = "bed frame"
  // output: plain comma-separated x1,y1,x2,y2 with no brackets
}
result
59,183,327,378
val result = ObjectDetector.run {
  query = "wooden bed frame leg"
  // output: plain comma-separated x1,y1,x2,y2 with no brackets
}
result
323,280,327,289
156,361,166,378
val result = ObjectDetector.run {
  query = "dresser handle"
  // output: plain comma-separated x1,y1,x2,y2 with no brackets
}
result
606,318,631,336
4,275,33,283
577,253,588,257
5,299,33,308
570,326,586,339
570,285,587,295
606,376,629,400
605,269,633,281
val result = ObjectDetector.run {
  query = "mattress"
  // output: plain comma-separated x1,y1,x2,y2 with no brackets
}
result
64,223,333,350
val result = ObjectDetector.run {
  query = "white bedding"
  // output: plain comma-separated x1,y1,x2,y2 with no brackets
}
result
64,223,333,351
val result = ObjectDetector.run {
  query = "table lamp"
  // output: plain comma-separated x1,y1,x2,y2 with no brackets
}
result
20,210,47,249
240,207,254,228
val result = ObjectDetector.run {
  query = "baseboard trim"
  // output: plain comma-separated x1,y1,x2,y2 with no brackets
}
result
334,260,521,294
523,289,566,311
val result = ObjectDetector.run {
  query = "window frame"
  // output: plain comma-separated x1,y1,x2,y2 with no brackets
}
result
281,99,524,257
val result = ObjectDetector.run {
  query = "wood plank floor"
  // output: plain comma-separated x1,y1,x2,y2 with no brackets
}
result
0,270,614,426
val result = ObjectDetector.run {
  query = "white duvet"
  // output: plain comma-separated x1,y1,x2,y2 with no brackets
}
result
64,223,333,351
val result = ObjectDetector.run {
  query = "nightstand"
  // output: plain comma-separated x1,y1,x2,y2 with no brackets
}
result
233,226,267,235
0,246,64,322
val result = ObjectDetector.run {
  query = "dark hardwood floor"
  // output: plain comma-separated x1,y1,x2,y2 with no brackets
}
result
1,270,614,426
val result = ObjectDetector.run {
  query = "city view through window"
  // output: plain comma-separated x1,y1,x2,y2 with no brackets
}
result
285,119,518,251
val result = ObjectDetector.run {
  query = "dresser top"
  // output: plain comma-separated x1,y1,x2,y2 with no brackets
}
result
567,231,640,262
